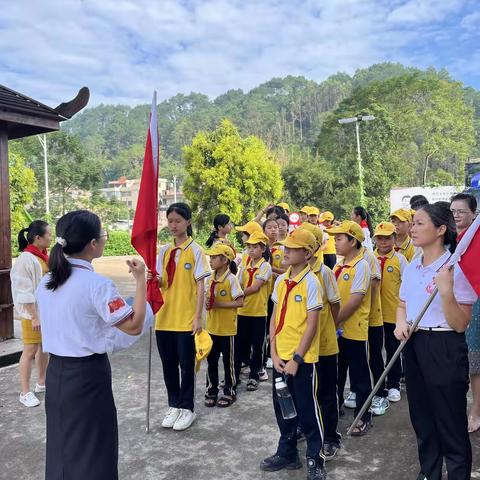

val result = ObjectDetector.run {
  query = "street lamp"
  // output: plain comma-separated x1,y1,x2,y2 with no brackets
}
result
37,134,50,216
338,114,375,206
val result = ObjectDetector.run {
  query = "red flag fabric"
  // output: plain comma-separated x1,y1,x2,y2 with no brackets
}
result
458,223,480,296
131,91,164,313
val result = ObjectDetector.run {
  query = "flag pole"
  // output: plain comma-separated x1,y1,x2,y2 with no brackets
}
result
145,325,153,433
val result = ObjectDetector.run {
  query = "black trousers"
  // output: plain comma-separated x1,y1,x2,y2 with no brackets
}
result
323,254,337,270
317,354,341,446
235,315,266,381
383,322,402,391
405,330,471,480
273,364,324,464
45,353,118,480
368,326,387,397
337,336,372,422
263,298,274,366
206,334,236,397
156,330,196,411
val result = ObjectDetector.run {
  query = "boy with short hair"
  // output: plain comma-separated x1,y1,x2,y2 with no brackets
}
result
390,209,415,262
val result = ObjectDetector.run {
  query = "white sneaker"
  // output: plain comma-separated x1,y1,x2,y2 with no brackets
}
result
388,388,401,403
266,358,273,369
161,407,181,428
259,369,269,382
173,409,197,431
370,396,390,416
34,384,46,393
344,392,356,409
19,392,40,408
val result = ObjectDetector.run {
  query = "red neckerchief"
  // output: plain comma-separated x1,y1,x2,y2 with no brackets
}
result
274,278,298,336
207,279,217,310
334,264,351,280
360,220,368,229
246,267,259,287
24,244,49,264
166,247,181,288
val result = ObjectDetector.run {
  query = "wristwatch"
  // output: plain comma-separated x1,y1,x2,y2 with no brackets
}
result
293,353,304,365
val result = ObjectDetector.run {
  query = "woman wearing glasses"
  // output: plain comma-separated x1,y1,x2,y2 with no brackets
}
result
450,193,479,433
36,210,146,480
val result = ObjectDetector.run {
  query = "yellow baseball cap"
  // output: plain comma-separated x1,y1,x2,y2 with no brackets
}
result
308,207,320,216
205,243,236,261
299,222,323,250
300,206,311,214
374,222,396,237
245,231,269,245
277,202,290,213
236,221,262,235
326,220,365,243
390,208,412,223
320,211,334,222
195,330,213,372
280,228,317,253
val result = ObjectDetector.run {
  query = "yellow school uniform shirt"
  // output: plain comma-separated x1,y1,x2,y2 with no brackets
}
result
237,258,272,317
375,249,408,324
312,261,340,356
395,236,415,263
269,243,285,294
206,270,243,336
155,237,210,332
324,233,336,255
272,265,323,363
334,253,372,341
362,247,382,327
240,250,252,268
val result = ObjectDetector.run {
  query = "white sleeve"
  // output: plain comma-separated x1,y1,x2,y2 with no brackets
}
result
10,255,37,304
322,266,341,304
229,275,244,299
398,254,408,277
193,245,211,281
256,262,272,282
453,264,478,305
271,275,284,304
306,274,323,311
92,280,134,326
351,261,370,295
156,245,169,280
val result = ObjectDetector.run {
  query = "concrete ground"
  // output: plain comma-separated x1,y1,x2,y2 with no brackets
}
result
1,256,479,480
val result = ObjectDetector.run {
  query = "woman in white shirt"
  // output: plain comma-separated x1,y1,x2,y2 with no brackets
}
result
10,220,51,408
395,203,477,480
351,206,374,251
36,210,146,480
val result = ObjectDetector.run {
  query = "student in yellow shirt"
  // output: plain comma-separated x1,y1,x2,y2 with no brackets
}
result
236,220,262,268
260,229,326,479
236,231,272,391
325,221,373,436
299,206,310,224
373,222,408,403
390,209,416,262
307,207,320,226
154,203,211,432
320,212,337,270
204,244,244,408
276,213,290,242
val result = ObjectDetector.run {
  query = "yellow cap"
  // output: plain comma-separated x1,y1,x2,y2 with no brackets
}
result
245,231,269,245
300,206,311,214
205,243,236,261
280,228,317,253
320,211,334,222
409,208,416,216
374,222,396,237
308,207,320,216
299,222,324,250
326,220,365,243
236,221,262,235
277,202,290,213
390,208,412,223
195,330,213,372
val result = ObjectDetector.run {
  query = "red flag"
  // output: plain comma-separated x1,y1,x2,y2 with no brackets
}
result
455,215,480,296
131,91,164,313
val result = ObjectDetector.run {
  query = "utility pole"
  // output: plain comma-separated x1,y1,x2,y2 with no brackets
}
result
173,176,177,203
37,134,50,215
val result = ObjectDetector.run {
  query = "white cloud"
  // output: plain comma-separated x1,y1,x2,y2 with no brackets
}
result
0,0,475,107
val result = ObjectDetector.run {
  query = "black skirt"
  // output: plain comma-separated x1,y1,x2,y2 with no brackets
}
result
45,353,118,480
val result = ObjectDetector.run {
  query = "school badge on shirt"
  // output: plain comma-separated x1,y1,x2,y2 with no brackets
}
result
108,297,126,313
387,266,394,273
184,262,192,270
295,295,302,302
343,273,350,281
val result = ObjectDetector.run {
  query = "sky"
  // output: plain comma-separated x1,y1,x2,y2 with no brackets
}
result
1,0,479,107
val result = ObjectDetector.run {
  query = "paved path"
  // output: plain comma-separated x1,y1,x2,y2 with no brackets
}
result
1,257,479,480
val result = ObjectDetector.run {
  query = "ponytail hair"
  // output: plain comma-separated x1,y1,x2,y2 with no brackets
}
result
418,202,457,254
229,260,238,275
46,210,102,291
353,206,374,237
17,220,49,252
167,202,193,237
206,213,231,248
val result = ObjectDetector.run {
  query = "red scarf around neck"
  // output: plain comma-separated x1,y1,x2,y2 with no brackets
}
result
360,219,368,229
24,244,49,264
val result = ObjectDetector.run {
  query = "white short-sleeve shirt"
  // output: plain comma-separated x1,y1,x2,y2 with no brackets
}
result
399,249,477,329
36,258,133,356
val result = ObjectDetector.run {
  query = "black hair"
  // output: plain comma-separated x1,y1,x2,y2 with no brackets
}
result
353,206,374,237
346,234,363,250
265,205,284,219
46,210,102,291
263,217,279,232
206,213,231,248
276,213,290,225
450,193,477,213
410,195,429,210
18,220,49,252
229,260,238,275
167,202,193,237
418,202,457,254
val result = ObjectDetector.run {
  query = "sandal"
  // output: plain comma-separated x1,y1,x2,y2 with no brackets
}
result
217,395,236,408
350,419,372,437
246,379,258,391
204,396,217,407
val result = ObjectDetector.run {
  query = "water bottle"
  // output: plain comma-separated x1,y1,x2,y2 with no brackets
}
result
275,376,297,420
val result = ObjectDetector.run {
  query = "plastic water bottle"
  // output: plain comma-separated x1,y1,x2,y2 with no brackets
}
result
275,376,297,420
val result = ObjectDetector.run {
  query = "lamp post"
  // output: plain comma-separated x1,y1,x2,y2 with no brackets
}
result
338,114,375,206
37,134,50,215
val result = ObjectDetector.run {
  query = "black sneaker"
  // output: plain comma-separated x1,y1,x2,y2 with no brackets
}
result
296,426,305,442
260,454,302,472
323,442,339,461
307,457,327,480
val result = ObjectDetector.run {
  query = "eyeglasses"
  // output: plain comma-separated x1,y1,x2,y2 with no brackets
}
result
450,209,471,216
99,231,109,240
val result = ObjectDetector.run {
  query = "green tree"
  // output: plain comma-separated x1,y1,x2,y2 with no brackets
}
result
183,119,284,228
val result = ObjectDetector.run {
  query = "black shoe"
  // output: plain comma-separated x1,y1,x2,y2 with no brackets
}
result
323,442,340,461
260,454,302,472
296,426,305,442
307,457,327,480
